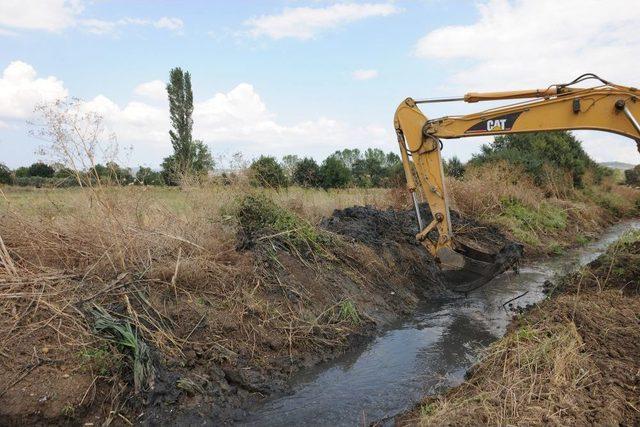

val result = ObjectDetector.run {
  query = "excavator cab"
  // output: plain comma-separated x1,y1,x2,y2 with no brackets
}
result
395,74,640,289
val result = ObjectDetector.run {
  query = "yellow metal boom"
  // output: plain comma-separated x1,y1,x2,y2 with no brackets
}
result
394,74,640,267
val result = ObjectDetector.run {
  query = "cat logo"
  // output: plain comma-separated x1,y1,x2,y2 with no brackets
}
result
486,119,507,131
465,112,522,134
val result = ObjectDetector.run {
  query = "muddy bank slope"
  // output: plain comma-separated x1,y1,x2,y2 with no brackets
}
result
0,194,514,426
397,230,640,426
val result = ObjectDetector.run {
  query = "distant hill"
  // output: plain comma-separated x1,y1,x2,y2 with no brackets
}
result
600,161,636,170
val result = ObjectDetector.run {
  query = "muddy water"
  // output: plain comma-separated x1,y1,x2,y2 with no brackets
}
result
240,220,640,427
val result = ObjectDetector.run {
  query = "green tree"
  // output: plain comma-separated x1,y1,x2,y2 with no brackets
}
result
250,156,288,188
470,131,603,187
14,166,29,178
625,165,640,185
106,162,134,184
320,156,351,188
167,67,193,173
0,163,12,184
293,157,321,188
330,148,362,169
136,167,164,185
163,68,214,183
350,149,400,187
281,154,301,180
27,162,55,178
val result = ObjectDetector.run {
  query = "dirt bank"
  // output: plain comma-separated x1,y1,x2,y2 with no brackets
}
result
397,230,640,426
0,191,517,426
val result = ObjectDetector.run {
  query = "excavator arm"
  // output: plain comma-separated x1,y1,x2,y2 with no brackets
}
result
394,74,640,282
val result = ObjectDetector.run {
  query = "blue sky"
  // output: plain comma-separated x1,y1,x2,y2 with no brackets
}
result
1,0,639,168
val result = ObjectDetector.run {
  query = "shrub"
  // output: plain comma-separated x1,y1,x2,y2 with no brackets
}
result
625,165,640,185
28,162,55,178
136,167,164,185
0,163,12,184
235,193,329,254
320,156,351,188
470,131,604,188
249,156,288,189
443,156,465,178
293,157,321,188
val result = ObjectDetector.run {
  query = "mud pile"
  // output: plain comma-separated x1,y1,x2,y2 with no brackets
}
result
322,204,521,292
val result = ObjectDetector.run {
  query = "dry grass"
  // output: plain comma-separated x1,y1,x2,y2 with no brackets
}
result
0,183,400,421
446,162,639,254
410,320,596,426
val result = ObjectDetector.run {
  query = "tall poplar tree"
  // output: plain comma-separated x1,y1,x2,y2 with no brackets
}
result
162,67,213,184
167,67,194,173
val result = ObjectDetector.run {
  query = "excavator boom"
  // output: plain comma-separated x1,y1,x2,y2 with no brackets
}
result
394,74,640,287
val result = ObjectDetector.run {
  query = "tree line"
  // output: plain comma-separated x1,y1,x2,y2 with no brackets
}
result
248,148,404,189
0,148,405,189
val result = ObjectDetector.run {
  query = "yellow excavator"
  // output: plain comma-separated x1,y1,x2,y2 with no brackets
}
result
394,74,640,285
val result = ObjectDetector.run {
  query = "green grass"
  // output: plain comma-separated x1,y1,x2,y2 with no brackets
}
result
575,234,590,245
419,403,436,417
233,192,333,255
91,305,154,393
548,242,565,255
61,404,75,418
79,346,120,376
338,299,361,325
496,197,568,247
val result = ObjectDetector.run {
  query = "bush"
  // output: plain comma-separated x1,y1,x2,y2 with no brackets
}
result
28,162,55,178
293,157,321,188
136,167,164,185
625,165,640,185
320,156,351,188
249,156,288,189
444,156,465,178
0,163,13,184
470,132,603,188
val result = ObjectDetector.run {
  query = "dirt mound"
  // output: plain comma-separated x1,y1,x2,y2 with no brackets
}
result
322,204,522,292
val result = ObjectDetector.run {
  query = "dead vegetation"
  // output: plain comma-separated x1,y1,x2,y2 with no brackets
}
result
0,184,447,424
399,230,640,426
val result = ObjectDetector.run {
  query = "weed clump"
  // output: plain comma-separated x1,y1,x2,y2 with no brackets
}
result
338,299,361,325
91,305,155,393
234,192,332,256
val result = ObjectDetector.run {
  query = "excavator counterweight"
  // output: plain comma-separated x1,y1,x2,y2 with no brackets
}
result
394,74,640,289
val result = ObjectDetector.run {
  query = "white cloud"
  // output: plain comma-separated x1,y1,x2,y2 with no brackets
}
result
134,80,167,102
415,0,640,89
80,16,184,35
352,69,378,80
245,2,399,40
414,0,640,164
0,61,68,119
80,81,391,165
154,17,183,32
0,0,183,35
0,0,83,32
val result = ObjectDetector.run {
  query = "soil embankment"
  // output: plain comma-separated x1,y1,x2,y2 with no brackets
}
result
0,195,516,425
397,231,640,426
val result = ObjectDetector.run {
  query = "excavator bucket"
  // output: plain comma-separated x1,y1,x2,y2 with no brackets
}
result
436,237,523,292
